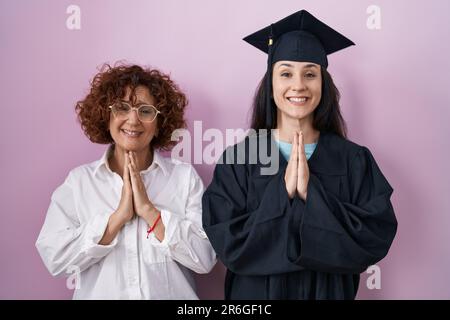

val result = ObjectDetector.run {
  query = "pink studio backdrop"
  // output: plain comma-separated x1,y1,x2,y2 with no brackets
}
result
1,0,450,299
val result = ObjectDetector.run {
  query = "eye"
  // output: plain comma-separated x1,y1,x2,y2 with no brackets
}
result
280,72,292,78
305,72,316,79
139,106,156,115
116,102,130,111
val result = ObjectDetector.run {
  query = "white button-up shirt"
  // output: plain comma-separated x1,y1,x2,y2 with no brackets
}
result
36,147,217,299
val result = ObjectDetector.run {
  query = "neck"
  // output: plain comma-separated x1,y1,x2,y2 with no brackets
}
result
109,145,153,177
275,113,320,144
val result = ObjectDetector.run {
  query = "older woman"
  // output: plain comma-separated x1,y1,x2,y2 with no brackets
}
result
202,10,397,299
36,63,216,299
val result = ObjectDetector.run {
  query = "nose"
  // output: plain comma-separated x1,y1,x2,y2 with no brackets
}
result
126,108,141,124
291,75,307,92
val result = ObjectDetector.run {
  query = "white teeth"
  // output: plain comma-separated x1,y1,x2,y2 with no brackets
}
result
122,129,141,137
288,97,307,102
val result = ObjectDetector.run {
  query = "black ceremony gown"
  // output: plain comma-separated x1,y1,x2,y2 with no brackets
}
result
202,131,397,299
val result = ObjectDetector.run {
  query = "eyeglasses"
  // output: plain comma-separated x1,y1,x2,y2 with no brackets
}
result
108,101,161,123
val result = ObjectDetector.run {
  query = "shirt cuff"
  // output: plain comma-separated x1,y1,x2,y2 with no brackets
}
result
81,212,118,258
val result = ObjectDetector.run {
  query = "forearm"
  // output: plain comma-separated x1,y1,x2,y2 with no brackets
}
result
99,212,125,245
152,219,165,242
142,205,165,242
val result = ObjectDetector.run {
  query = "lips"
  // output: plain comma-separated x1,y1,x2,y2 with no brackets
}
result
288,97,308,102
121,129,143,137
287,96,309,105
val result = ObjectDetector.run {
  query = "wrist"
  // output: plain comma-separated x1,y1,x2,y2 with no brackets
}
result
146,210,162,239
287,189,295,199
298,191,307,201
142,203,159,225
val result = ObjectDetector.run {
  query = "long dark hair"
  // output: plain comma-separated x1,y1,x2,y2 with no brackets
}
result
250,67,347,139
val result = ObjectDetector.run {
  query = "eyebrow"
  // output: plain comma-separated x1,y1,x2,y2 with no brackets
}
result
278,63,319,69
121,99,151,104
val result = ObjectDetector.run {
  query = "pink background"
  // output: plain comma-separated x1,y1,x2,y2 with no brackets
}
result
1,0,450,299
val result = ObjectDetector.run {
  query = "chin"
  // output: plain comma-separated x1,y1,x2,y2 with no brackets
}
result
287,111,311,120
117,141,150,153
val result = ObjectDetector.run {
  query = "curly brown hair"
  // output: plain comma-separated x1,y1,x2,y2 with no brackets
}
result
76,63,187,151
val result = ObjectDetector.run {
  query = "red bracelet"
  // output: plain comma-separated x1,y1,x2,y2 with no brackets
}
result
146,211,161,239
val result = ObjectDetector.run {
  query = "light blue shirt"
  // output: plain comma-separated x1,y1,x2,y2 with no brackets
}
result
275,139,317,161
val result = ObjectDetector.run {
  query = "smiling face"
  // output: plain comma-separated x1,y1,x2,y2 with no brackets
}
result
109,85,158,153
272,61,322,124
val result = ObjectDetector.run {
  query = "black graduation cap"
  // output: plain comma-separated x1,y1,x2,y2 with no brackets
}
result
243,10,355,128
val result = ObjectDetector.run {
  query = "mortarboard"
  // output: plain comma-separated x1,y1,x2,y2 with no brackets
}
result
243,10,355,128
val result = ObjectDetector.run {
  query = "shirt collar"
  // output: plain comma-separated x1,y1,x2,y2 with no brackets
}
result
93,145,169,177
142,150,170,177
93,145,114,177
